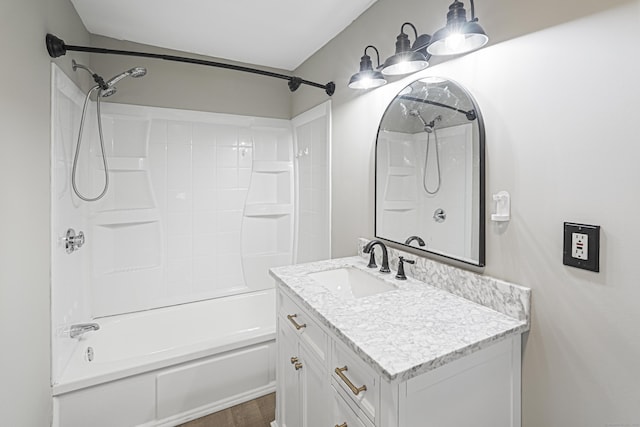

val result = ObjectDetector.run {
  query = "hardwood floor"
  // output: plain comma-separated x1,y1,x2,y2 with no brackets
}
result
179,393,275,427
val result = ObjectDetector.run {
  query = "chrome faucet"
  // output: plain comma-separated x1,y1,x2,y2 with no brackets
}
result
69,323,100,339
363,239,390,273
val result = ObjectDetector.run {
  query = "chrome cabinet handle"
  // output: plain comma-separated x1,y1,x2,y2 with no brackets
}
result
334,366,367,396
287,314,306,330
290,356,299,364
294,362,303,370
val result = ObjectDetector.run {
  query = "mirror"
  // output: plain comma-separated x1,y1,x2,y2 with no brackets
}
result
375,77,485,266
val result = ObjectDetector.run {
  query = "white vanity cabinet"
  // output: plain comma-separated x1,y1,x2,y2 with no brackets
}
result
275,287,523,427
276,289,330,427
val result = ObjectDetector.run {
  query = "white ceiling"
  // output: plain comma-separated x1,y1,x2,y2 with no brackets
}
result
70,0,378,71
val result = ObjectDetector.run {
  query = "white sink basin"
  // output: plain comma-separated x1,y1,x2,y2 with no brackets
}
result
307,267,397,299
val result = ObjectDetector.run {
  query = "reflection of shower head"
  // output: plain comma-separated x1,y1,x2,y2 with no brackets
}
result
409,109,439,133
409,109,428,126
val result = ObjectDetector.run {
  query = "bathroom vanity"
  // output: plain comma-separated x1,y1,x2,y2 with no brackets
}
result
270,247,530,427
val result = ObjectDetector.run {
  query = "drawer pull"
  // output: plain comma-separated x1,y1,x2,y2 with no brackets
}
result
335,423,347,427
294,362,303,370
290,356,299,364
335,366,367,396
287,314,306,330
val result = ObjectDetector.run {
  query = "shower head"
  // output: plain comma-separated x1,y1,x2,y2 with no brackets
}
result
129,67,147,78
105,66,147,87
100,67,148,97
99,86,118,97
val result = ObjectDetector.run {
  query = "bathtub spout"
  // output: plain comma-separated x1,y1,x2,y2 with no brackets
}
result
69,323,100,339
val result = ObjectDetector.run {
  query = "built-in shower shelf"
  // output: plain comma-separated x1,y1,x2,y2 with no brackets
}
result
91,209,160,225
243,251,292,260
244,203,292,217
104,264,161,275
252,161,292,173
382,201,418,211
387,166,415,176
98,157,147,171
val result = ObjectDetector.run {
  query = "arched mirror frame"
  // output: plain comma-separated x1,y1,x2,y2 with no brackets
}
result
374,77,485,266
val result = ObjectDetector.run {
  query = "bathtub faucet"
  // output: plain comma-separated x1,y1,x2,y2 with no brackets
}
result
69,323,100,339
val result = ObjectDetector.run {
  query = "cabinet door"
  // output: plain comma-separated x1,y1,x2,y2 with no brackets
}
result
300,345,328,427
278,320,300,427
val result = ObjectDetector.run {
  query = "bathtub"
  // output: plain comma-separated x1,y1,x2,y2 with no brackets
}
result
53,289,276,427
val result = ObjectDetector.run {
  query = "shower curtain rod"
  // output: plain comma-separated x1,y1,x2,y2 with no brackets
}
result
399,95,476,121
46,34,335,96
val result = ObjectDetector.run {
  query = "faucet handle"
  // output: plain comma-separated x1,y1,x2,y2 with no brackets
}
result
395,256,415,280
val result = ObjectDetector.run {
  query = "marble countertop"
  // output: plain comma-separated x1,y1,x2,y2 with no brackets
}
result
270,256,529,383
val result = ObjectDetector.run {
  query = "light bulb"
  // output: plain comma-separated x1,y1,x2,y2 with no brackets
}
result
395,61,411,74
358,77,373,88
445,33,466,53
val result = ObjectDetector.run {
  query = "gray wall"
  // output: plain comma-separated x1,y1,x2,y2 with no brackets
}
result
293,0,640,425
89,35,293,119
0,1,90,425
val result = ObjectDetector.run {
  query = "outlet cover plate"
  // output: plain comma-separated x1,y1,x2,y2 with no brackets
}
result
563,222,600,272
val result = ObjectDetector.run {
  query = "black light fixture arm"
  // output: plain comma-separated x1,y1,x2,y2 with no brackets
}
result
364,45,381,68
401,22,419,40
46,34,335,96
469,0,477,21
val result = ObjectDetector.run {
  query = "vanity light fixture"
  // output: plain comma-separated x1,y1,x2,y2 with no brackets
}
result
348,45,387,89
381,23,430,76
427,0,489,56
349,1,488,90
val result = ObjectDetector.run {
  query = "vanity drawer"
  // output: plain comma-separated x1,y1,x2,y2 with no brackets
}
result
331,340,379,423
330,385,375,427
278,290,327,361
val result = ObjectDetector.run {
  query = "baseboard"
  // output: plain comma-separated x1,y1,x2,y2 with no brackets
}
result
153,382,276,427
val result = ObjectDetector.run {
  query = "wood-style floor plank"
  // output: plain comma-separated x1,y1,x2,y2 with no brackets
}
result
179,393,275,427
256,393,276,423
179,408,235,427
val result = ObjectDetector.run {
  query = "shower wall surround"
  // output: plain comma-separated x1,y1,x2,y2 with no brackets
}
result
51,65,330,383
292,103,331,264
88,107,294,317
376,124,477,260
51,65,91,382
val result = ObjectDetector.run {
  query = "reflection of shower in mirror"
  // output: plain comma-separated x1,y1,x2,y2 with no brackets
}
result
375,77,485,266
409,111,442,195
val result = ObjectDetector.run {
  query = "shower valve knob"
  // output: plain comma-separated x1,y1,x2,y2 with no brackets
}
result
64,228,85,254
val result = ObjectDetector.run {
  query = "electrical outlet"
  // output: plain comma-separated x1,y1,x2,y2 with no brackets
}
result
563,222,600,272
572,233,588,260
